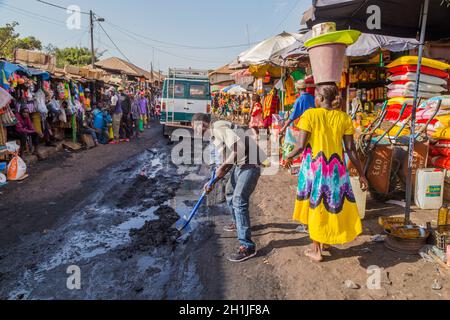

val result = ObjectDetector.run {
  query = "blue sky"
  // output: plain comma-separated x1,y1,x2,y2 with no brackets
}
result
0,0,311,72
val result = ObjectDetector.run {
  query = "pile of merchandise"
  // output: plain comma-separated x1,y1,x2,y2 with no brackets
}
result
372,56,450,139
386,56,449,100
426,96,450,169
0,86,16,130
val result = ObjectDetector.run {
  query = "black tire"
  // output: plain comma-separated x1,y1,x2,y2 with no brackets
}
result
162,124,169,138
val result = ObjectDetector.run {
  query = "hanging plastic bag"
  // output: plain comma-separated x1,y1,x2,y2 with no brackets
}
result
271,114,284,140
7,154,28,181
34,89,48,114
0,87,12,109
281,127,303,170
1,103,18,127
48,99,61,114
59,108,67,123
282,127,300,160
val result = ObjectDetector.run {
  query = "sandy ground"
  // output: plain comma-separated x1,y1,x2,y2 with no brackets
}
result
200,169,450,300
1,123,449,300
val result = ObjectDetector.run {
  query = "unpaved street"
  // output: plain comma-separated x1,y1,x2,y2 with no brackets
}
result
0,123,449,300
0,125,214,299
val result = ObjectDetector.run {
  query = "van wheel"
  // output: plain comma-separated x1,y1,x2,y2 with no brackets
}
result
162,125,169,138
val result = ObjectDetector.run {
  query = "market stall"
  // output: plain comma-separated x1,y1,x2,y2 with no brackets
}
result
0,53,147,185
302,0,450,258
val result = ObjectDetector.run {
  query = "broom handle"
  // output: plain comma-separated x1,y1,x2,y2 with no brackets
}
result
184,173,218,224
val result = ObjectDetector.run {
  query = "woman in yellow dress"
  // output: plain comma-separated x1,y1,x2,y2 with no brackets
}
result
286,83,369,262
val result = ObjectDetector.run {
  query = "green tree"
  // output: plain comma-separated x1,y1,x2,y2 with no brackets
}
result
0,22,42,59
45,45,104,68
15,36,42,51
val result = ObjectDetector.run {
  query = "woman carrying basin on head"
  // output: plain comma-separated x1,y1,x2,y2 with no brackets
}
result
286,83,368,262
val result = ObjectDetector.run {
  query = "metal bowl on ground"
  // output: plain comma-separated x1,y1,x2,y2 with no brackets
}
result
384,227,430,255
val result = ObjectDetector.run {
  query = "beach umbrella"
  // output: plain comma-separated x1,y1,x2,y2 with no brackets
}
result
227,86,248,95
221,84,238,93
238,32,306,66
302,0,450,221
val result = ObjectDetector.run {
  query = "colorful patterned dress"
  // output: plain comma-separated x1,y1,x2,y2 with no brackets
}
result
293,108,362,245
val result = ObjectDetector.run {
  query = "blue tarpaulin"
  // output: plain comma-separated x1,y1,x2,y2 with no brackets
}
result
0,60,50,89
27,67,50,80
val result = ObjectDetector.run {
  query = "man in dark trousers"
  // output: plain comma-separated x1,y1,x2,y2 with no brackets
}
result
191,113,266,263
119,90,132,140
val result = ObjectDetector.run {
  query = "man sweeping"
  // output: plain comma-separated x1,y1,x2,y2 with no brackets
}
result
191,113,266,263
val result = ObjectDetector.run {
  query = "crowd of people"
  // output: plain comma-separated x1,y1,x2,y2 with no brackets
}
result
212,93,252,125
8,86,161,156
211,80,315,136
96,87,162,145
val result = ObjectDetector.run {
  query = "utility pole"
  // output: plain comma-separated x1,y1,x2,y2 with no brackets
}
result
90,10,95,69
88,11,104,103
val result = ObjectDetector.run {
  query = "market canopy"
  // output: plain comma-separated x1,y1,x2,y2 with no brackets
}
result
237,32,306,67
302,0,450,221
0,60,50,82
280,31,420,59
301,0,450,41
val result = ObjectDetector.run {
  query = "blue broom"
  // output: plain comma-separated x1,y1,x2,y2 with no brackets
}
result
174,172,218,233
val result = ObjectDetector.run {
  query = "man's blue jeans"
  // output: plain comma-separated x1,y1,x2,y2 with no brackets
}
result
226,165,261,250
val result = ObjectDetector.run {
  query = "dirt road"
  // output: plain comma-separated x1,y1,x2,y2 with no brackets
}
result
0,124,448,300
0,125,212,299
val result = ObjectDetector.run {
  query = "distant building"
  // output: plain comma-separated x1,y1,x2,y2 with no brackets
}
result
95,57,165,88
208,64,234,86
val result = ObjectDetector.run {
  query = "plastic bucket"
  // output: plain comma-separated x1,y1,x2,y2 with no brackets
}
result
350,177,367,220
307,43,347,84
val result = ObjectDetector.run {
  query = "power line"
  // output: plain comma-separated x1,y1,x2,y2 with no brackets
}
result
97,22,132,63
0,3,69,28
12,1,232,66
0,2,89,31
106,21,258,50
103,23,224,64
36,0,90,15
272,0,302,34
52,30,89,47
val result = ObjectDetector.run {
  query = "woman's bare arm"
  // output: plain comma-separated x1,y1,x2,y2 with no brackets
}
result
343,134,369,191
287,130,310,160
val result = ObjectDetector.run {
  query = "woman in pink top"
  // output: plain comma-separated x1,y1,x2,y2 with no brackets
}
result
249,94,264,135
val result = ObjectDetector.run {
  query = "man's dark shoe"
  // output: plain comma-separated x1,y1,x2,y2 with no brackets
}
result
228,246,257,263
223,223,237,232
